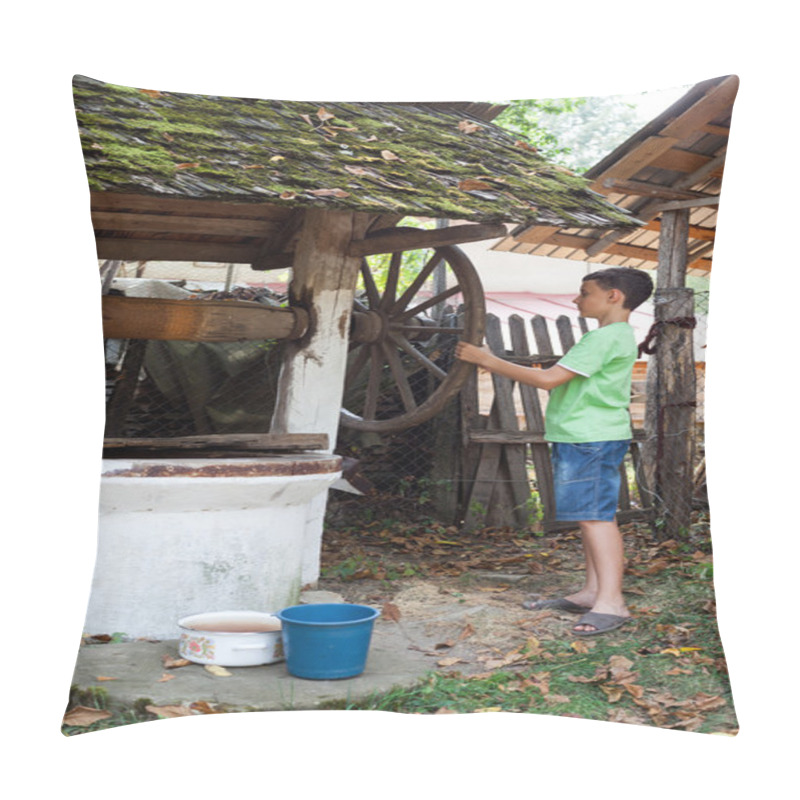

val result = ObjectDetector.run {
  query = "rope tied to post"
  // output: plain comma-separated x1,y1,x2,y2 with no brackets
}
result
637,316,697,357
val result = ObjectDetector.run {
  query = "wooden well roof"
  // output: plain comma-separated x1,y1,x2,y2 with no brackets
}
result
73,75,638,266
491,75,739,276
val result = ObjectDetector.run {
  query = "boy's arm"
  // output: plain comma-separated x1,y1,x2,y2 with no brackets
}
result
455,342,577,391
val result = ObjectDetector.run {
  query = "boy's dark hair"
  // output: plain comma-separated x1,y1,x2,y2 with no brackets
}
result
583,267,654,310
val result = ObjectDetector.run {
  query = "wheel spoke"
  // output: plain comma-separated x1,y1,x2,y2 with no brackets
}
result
389,324,465,336
392,251,443,314
360,258,381,309
397,284,463,323
345,343,371,385
363,345,383,421
381,341,417,413
380,251,403,311
389,333,447,381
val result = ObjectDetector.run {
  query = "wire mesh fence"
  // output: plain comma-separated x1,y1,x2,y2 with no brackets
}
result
102,259,289,440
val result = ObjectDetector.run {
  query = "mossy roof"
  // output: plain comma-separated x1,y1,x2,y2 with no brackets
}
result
73,75,638,230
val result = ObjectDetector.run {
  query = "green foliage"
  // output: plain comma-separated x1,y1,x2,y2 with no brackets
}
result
494,97,586,165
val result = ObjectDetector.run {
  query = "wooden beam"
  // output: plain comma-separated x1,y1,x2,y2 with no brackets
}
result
649,149,714,174
95,238,263,263
90,191,293,221
660,76,739,139
509,223,560,245
644,220,715,242
91,211,276,237
348,221,507,257
102,295,308,341
652,196,720,212
601,178,709,202
589,136,680,190
252,209,304,271
585,153,726,257
103,432,329,452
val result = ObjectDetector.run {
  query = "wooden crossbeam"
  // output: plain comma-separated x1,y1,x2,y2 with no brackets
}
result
91,211,274,237
95,238,265,263
601,178,711,202
348,221,507,257
660,76,739,139
652,196,720,212
644,220,715,241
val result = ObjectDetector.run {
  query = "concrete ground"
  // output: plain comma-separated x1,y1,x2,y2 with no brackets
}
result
68,592,449,715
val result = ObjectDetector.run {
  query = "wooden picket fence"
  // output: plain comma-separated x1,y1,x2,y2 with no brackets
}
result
458,312,656,532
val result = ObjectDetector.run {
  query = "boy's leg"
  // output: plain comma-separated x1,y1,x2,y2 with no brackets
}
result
572,519,629,632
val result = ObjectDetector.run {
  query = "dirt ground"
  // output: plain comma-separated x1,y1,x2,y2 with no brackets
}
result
315,515,675,673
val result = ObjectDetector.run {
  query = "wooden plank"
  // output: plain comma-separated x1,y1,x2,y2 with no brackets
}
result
462,406,505,531
531,315,554,356
509,224,560,245
91,211,275,237
102,295,307,342
589,136,680,190
644,220,715,242
348,221,507,257
90,191,293,221
555,315,577,351
483,315,531,527
469,430,547,444
103,433,329,451
601,178,709,202
651,196,720,212
649,149,714,174
95,238,263,264
659,76,739,140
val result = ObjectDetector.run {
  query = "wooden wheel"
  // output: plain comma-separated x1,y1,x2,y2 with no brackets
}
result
340,239,485,432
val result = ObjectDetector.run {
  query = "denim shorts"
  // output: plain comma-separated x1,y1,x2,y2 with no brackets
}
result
551,440,630,522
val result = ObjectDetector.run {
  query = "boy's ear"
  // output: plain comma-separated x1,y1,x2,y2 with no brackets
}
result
609,288,625,304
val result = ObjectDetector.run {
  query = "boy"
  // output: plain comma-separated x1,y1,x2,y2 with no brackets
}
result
455,267,654,636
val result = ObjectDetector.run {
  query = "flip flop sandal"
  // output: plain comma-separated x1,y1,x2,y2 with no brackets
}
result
521,597,591,613
572,612,631,637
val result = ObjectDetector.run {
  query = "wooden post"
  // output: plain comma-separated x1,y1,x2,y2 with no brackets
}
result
270,209,367,452
644,209,696,536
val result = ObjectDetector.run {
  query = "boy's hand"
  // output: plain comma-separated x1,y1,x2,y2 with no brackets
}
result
455,341,493,367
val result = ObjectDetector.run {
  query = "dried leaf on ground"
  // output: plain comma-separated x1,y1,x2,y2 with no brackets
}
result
157,673,176,682
204,665,232,677
381,602,401,622
434,707,459,715
437,657,465,667
63,706,112,727
95,676,118,681
162,655,191,669
190,701,224,714
145,704,193,718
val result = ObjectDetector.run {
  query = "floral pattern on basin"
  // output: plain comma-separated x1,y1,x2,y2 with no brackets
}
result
180,633,215,661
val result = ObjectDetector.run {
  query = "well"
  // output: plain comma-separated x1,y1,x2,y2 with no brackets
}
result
85,454,341,639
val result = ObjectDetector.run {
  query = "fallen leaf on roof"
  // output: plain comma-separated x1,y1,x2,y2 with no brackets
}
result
317,107,335,121
458,120,480,134
139,89,162,99
381,150,401,161
458,179,493,192
308,188,351,198
242,164,264,170
63,706,112,727
280,191,297,200
175,163,200,170
515,140,537,152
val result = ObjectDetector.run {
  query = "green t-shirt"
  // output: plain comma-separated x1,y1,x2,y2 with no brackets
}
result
544,322,637,443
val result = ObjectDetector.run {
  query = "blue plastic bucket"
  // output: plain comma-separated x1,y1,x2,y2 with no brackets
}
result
276,603,381,680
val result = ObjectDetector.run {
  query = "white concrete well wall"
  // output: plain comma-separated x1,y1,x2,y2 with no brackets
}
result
84,455,341,639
